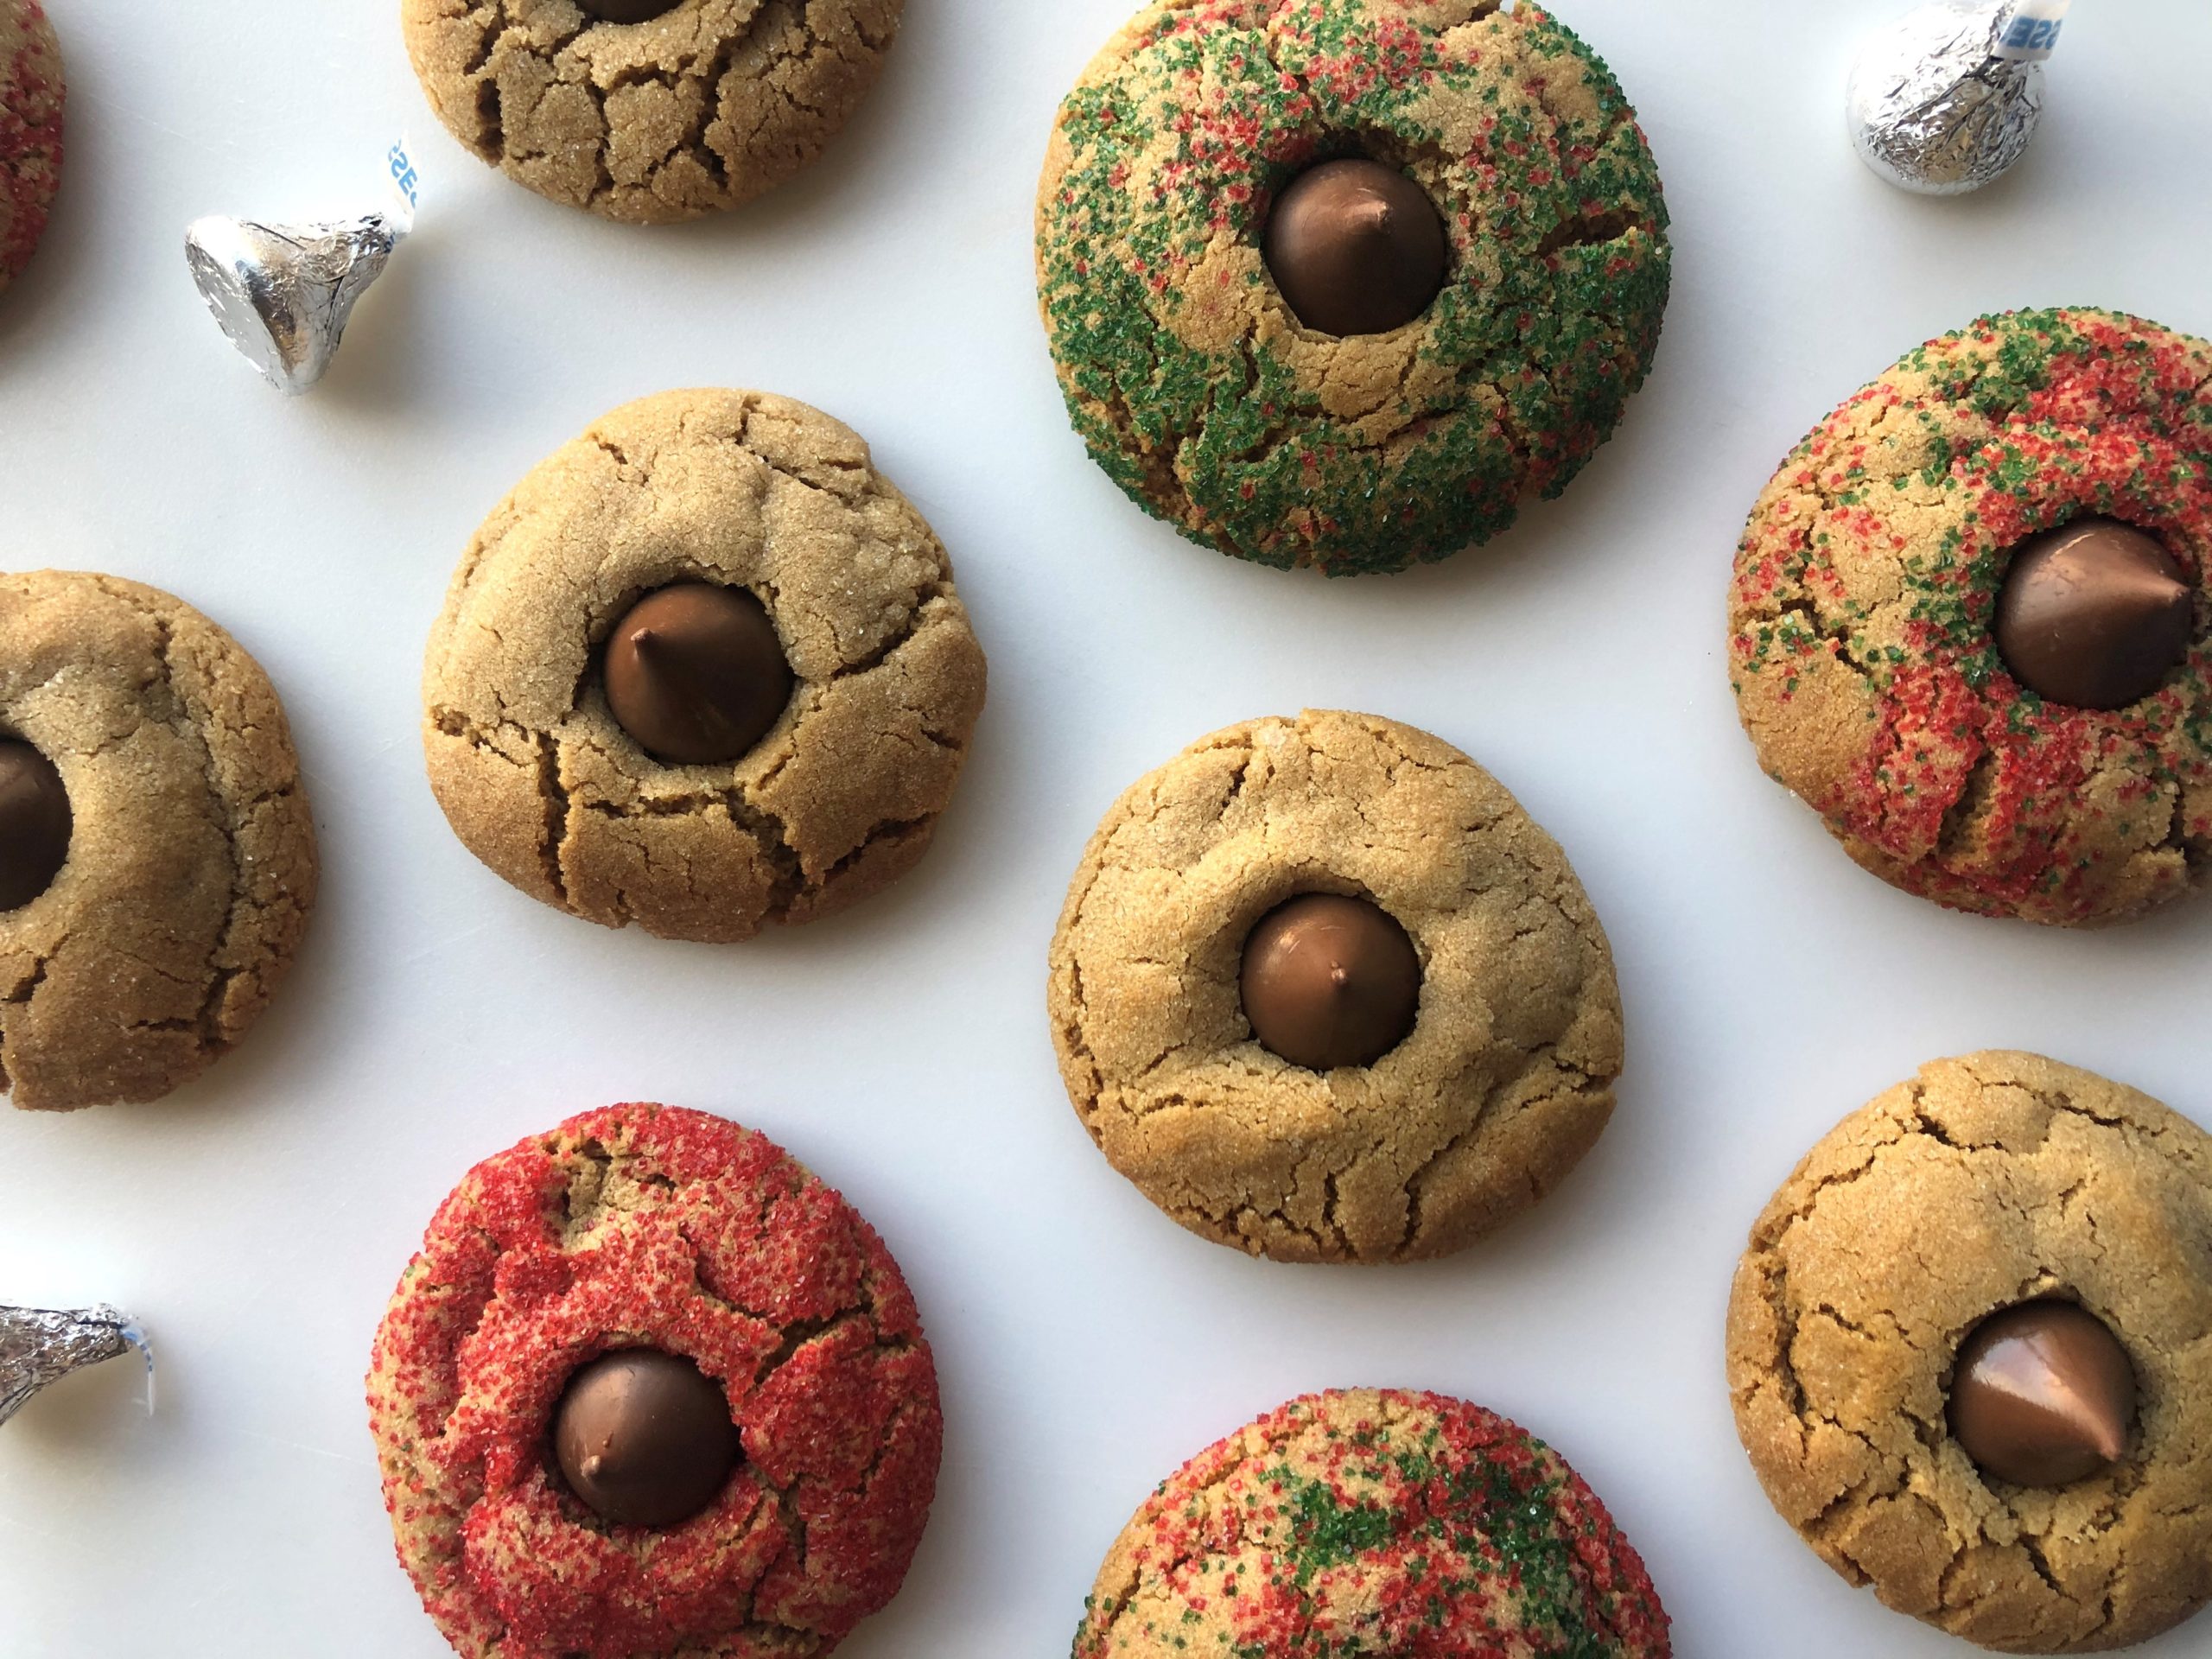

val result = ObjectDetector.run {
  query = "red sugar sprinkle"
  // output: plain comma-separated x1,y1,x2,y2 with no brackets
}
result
1,0,65,284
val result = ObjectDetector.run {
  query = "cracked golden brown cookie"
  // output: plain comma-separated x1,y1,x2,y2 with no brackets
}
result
402,0,905,225
1047,710,1624,1264
0,572,318,1112
1726,1052,2212,1653
422,389,986,944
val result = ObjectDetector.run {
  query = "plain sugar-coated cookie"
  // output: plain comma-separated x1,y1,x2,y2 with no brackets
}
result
1037,0,1669,575
402,0,905,224
1048,710,1623,1263
1730,308,2212,927
1073,1388,1670,1656
1727,1052,2212,1653
0,0,62,293
366,1103,941,1658
422,389,986,944
0,572,317,1111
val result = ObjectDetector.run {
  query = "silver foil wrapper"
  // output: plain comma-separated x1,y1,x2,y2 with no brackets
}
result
185,140,423,395
1847,1,2061,195
0,1304,152,1427
186,213,402,395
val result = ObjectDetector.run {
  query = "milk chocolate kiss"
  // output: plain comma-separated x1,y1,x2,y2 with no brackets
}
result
1994,518,2194,709
0,741,71,911
578,0,683,22
1239,893,1421,1071
1948,1301,2139,1488
1262,158,1448,338
553,1349,741,1528
602,583,793,766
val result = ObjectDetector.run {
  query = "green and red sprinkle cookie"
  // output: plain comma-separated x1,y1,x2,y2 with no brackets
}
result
1729,307,2212,928
1035,0,1669,576
1073,1387,1670,1656
365,1104,940,1658
0,0,62,292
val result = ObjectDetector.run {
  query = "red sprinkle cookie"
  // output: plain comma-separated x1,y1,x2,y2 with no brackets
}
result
0,0,62,292
1074,1388,1669,1656
366,1105,941,1658
1729,308,2212,927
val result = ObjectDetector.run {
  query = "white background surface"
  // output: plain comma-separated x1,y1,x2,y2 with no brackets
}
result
1,1,2208,1654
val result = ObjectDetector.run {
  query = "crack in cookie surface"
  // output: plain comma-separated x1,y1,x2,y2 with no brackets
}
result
1725,1052,2212,1653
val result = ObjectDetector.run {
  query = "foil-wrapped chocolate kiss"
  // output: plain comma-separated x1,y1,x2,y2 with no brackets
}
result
185,140,423,393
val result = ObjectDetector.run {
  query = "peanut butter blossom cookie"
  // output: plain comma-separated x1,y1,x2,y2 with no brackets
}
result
1727,1052,2212,1653
367,1104,941,1658
423,389,986,944
1074,1388,1670,1656
1730,308,2212,927
0,0,62,295
1036,0,1669,575
402,0,903,224
1049,710,1623,1263
0,572,317,1111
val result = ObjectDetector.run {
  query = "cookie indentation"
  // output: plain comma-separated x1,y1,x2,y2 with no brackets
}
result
602,583,792,766
1948,1300,2139,1491
553,1348,744,1528
579,0,683,22
1239,892,1420,1071
1993,518,2194,711
0,739,70,910
1262,158,1447,339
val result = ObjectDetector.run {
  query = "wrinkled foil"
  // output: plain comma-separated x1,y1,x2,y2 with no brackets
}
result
1847,1,2062,194
185,141,422,395
0,1305,153,1427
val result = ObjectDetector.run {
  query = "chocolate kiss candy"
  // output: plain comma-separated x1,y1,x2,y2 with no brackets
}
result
553,1350,741,1528
1240,893,1421,1071
0,741,71,911
602,583,793,766
0,1305,153,1429
185,213,404,394
1994,518,2194,709
1263,158,1448,338
579,0,684,19
1948,1300,2139,1487
1846,0,2060,195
